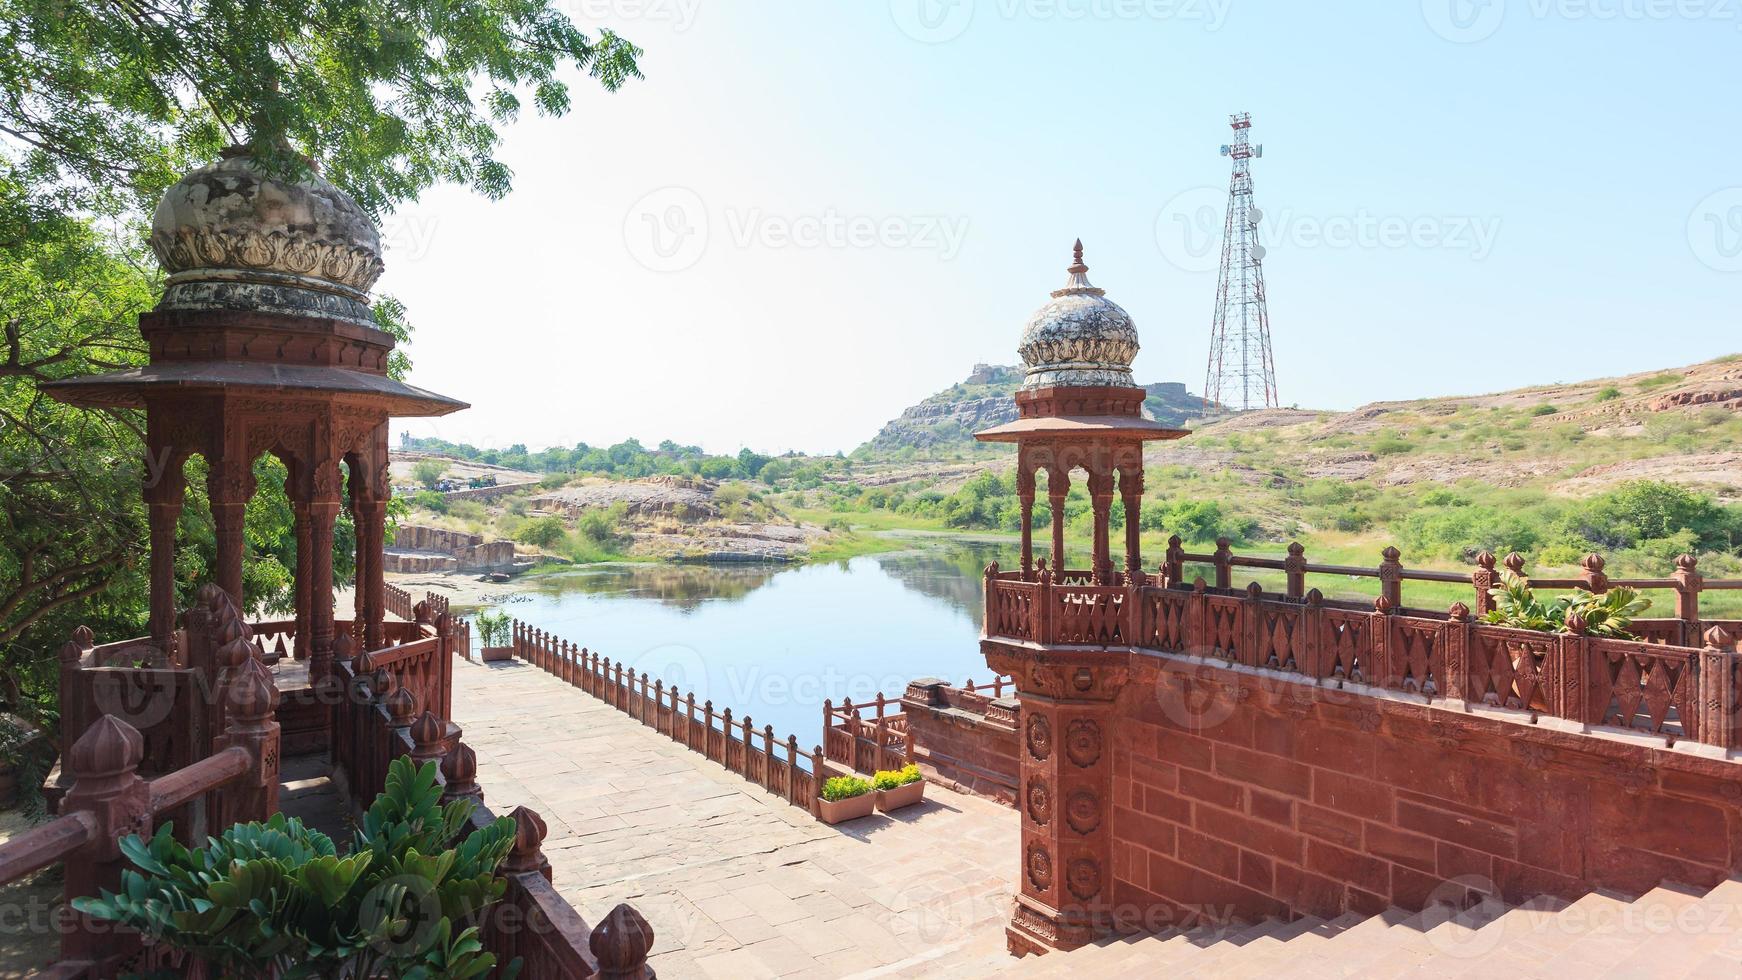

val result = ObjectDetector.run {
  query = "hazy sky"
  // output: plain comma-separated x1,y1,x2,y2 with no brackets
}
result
378,0,1741,457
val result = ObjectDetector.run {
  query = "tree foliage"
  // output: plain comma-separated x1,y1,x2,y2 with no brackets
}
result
0,0,642,214
0,1,642,720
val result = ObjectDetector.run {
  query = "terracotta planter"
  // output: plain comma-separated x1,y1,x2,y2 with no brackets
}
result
818,791,876,825
481,646,513,663
875,779,925,812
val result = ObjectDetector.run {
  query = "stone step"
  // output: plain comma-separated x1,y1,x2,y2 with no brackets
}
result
1359,902,1510,979
1168,918,1302,979
1205,915,1336,980
1599,879,1742,980
1289,907,1423,979
1449,889,1634,977
1547,884,1706,977
1073,923,1243,977
1397,895,1569,980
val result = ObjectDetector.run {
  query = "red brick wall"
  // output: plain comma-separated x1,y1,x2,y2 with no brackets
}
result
904,703,1020,808
1112,653,1742,926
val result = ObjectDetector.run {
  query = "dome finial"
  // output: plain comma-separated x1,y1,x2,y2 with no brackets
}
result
1070,239,1086,274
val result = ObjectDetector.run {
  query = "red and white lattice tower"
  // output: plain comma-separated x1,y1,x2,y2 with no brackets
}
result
1204,112,1279,412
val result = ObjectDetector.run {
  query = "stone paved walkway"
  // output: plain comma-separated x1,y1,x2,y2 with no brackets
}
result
452,657,1019,979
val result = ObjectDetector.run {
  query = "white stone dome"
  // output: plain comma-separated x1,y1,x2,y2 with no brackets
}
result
148,147,382,325
1017,241,1139,389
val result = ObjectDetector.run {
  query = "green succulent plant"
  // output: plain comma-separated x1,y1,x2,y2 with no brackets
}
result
74,757,521,979
1483,570,1650,639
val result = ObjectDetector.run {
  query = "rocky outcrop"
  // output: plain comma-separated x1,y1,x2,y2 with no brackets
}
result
862,364,1210,454
531,476,718,520
385,524,518,573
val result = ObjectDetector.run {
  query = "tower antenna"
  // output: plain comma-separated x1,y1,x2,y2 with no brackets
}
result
1204,112,1279,412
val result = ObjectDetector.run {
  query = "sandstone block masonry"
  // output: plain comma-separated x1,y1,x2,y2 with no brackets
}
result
902,678,1021,808
1114,651,1742,924
385,524,517,573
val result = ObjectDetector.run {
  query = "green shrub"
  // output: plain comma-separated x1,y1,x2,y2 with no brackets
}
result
516,515,567,549
412,458,448,489
1593,387,1621,402
1636,372,1683,390
1371,435,1412,456
821,775,872,801
872,764,923,790
74,758,517,978
538,472,570,491
408,490,449,514
1529,404,1558,417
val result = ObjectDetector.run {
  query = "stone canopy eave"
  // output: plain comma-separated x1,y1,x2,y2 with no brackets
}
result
973,415,1189,443
42,362,469,417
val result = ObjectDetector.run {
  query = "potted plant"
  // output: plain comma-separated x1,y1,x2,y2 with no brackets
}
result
75,757,520,977
873,763,925,812
476,610,514,662
818,774,876,824
1485,571,1650,638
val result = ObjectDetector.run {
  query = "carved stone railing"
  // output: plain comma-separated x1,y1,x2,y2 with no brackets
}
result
822,693,912,776
331,626,656,978
1,586,280,976
985,568,1742,749
384,582,415,622
509,620,824,816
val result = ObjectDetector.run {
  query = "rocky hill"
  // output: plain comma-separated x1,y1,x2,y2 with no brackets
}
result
860,364,1213,455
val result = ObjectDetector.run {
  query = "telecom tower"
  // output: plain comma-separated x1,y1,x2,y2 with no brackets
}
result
1204,112,1279,412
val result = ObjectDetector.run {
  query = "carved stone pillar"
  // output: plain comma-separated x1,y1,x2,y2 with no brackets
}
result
1018,466,1037,580
362,498,387,651
1089,469,1114,586
207,456,253,608
1048,467,1069,576
986,646,1127,956
1118,469,1142,580
144,467,185,651
60,716,151,969
292,499,312,661
307,458,342,684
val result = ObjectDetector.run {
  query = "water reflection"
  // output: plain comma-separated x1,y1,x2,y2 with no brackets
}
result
467,537,1017,743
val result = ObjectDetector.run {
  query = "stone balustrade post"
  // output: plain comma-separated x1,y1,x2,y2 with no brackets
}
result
1675,554,1704,644
1284,542,1306,598
215,658,281,828
1212,537,1232,590
441,740,483,804
411,710,446,776
1164,535,1185,588
1699,627,1737,749
1581,553,1608,594
1444,602,1471,703
1472,550,1498,616
1378,546,1404,610
591,903,657,980
60,716,151,969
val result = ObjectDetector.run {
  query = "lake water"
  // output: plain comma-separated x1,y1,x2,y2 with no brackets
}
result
461,537,1009,747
